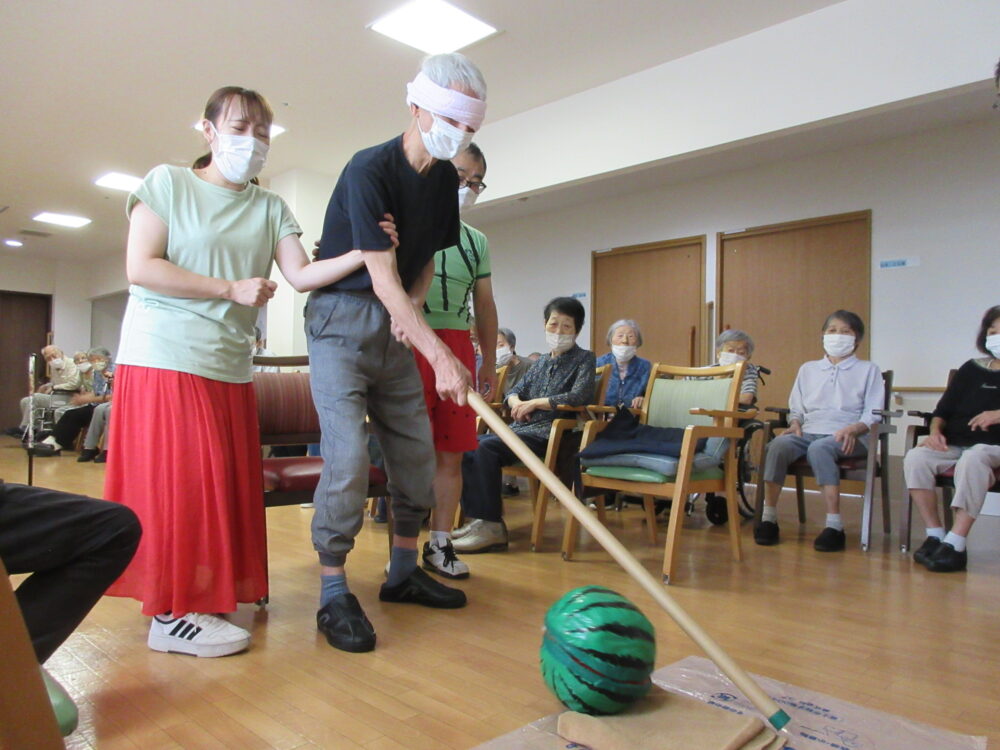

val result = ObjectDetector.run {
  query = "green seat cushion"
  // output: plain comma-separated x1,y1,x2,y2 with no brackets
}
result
42,667,78,736
584,465,724,483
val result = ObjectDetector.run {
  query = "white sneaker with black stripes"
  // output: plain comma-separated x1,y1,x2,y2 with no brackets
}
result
147,613,251,657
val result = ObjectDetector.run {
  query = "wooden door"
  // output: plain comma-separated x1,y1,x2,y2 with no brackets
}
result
0,291,52,428
591,236,704,367
716,211,871,411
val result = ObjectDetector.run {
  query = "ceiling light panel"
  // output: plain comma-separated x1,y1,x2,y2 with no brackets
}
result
33,212,91,228
95,172,143,192
369,0,497,54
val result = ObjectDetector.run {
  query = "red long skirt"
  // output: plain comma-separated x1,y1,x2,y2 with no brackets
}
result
104,365,268,616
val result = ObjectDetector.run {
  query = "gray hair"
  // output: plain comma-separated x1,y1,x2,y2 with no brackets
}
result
498,327,516,350
88,347,112,359
421,53,487,101
716,329,755,356
605,319,643,347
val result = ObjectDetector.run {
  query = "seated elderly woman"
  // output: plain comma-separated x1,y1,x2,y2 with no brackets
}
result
713,329,761,407
454,297,596,553
496,327,532,397
904,305,1000,573
596,319,652,408
33,347,115,457
755,310,884,551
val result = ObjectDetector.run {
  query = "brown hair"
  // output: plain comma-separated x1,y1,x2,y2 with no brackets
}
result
976,305,1000,355
192,86,274,178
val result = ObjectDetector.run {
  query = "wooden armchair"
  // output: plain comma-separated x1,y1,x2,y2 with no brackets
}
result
571,362,749,583
752,370,896,551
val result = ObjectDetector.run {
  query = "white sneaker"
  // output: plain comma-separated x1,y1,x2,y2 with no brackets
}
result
422,540,470,579
451,519,508,553
148,613,251,657
452,518,478,538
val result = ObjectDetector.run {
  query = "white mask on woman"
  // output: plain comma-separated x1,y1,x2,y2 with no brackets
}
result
209,122,269,184
985,333,1000,359
823,333,856,359
458,185,478,212
48,357,64,369
496,346,513,366
546,332,575,355
420,113,473,160
612,344,636,363
718,351,747,366
77,362,93,373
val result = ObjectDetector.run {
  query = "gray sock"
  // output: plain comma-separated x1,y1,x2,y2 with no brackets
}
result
386,546,418,587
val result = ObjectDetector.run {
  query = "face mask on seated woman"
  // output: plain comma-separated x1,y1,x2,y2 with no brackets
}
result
823,334,855,359
717,351,746,366
612,344,636,363
496,346,513,366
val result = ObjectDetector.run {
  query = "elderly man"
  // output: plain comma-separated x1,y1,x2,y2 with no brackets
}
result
307,53,486,652
8,345,83,438
33,347,115,458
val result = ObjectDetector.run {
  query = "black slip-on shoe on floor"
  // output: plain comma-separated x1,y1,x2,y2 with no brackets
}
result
379,566,466,609
913,536,942,567
925,542,967,573
316,593,376,653
753,520,780,546
813,527,846,552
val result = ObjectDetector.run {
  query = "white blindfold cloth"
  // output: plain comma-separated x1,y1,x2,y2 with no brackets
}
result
405,72,487,131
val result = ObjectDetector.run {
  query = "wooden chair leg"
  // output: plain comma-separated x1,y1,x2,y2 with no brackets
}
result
943,487,954,528
595,495,607,527
561,503,580,560
900,488,913,553
530,484,548,552
795,475,807,523
661,489,687,584
880,465,892,534
725,448,742,561
643,494,657,545
453,503,464,530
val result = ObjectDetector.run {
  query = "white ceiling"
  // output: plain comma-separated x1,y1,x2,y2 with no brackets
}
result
0,0,844,262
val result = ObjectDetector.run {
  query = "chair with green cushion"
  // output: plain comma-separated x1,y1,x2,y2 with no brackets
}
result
568,362,751,583
42,667,79,736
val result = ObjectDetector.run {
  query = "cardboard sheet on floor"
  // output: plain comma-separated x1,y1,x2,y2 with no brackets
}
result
474,656,987,750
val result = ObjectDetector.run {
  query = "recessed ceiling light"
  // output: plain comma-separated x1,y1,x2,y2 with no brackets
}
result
33,212,91,228
369,0,497,54
94,172,143,192
191,122,286,137
4,239,23,247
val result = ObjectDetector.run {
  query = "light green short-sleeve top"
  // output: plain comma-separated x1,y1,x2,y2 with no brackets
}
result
423,222,491,331
116,164,301,383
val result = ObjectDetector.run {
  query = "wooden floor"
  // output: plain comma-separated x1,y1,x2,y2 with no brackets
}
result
3,436,999,749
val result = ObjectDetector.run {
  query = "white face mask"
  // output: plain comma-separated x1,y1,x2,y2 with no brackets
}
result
496,346,513,366
208,122,269,184
823,333,856,359
419,112,473,160
718,351,747,366
77,361,93,373
458,185,478,212
612,344,636,363
92,360,107,372
985,333,1000,359
48,357,64,369
546,331,575,355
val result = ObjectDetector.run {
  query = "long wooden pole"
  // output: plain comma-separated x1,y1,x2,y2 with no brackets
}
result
467,390,790,732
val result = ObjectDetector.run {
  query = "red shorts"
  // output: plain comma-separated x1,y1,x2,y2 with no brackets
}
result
414,329,478,453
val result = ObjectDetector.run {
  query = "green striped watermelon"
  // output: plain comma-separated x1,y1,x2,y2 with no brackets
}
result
540,586,656,715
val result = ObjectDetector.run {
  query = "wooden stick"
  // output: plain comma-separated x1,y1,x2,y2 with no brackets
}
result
467,390,790,731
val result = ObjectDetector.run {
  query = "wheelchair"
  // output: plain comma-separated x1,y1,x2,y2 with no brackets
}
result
697,366,771,526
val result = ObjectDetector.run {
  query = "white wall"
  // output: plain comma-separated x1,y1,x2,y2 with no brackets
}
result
474,118,1000,456
477,0,1000,201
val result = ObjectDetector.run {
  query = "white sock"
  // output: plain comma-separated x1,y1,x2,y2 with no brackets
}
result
430,530,451,548
825,513,844,531
42,436,61,449
943,531,967,552
761,506,778,523
925,527,945,540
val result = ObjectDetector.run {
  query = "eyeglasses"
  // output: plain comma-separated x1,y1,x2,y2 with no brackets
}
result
458,176,487,194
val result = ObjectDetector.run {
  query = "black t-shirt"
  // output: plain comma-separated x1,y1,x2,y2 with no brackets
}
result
316,135,460,293
933,359,1000,447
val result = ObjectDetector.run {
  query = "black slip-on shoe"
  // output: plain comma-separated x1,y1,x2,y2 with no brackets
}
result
754,520,780,546
316,593,376,652
28,443,60,457
925,542,967,573
379,566,466,609
913,536,942,567
814,527,846,552
77,448,100,462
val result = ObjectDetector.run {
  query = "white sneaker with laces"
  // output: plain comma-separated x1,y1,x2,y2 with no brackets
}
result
451,519,508,553
148,613,251,657
422,540,470,579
